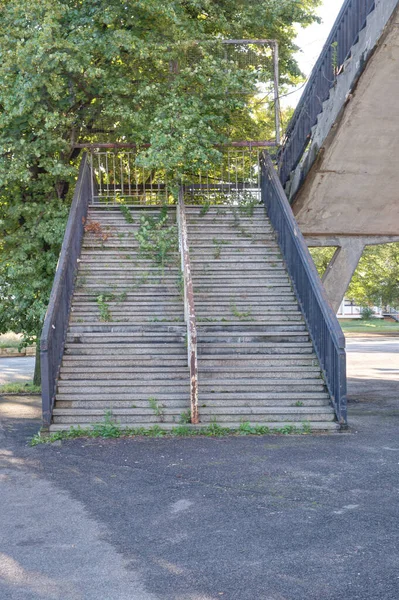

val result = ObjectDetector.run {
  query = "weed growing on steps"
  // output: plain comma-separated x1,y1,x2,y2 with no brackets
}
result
30,419,316,446
238,196,259,218
229,208,251,238
179,410,191,424
238,422,301,435
75,276,87,290
148,397,165,422
302,421,312,434
295,401,304,407
94,291,127,304
197,317,220,322
212,238,230,259
120,204,134,224
148,317,182,323
199,202,211,217
131,273,149,290
212,238,230,246
135,207,178,273
96,295,113,322
92,410,121,437
117,291,127,303
230,302,254,322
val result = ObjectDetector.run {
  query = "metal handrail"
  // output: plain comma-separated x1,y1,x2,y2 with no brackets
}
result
279,0,376,186
261,153,347,426
40,154,92,427
177,187,199,424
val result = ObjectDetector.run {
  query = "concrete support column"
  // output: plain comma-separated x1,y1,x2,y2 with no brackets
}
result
321,240,365,313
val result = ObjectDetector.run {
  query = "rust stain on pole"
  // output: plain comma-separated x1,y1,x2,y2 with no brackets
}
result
178,188,199,425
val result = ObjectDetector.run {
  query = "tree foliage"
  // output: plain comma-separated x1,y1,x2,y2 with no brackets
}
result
347,244,399,310
0,0,321,351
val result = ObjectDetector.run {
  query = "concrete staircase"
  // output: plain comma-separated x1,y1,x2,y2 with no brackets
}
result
50,203,338,432
51,206,190,431
185,205,337,431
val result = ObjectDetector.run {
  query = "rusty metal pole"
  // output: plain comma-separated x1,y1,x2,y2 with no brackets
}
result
272,42,281,146
177,188,199,424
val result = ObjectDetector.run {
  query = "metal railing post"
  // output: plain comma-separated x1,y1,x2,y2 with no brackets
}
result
177,187,199,424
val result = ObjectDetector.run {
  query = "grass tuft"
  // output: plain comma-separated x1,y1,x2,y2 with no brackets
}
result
29,414,317,446
0,382,41,394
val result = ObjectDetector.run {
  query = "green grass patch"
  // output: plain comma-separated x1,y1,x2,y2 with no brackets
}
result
30,417,314,446
339,319,399,334
0,382,41,394
0,332,23,349
0,340,21,349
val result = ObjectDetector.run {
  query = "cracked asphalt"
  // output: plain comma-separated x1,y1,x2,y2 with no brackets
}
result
0,338,398,600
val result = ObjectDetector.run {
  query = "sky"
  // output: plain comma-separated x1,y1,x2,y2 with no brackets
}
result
281,0,345,107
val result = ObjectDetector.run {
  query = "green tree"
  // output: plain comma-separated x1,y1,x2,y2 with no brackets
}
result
0,0,321,382
309,244,399,312
347,244,399,310
308,246,337,277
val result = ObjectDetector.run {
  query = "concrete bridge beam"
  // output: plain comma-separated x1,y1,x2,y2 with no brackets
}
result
305,235,399,313
320,240,365,314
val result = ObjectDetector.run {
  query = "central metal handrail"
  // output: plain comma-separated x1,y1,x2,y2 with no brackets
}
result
261,152,347,426
177,188,199,424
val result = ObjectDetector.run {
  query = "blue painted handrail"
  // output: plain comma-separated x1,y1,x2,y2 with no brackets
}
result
279,0,375,186
40,154,92,427
261,153,347,426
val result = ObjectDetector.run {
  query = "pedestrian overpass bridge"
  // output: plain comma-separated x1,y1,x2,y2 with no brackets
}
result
279,0,399,312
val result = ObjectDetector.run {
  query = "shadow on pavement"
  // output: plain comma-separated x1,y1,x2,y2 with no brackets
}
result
0,340,399,600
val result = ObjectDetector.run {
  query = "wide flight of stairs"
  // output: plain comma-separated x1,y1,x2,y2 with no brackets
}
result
50,203,338,432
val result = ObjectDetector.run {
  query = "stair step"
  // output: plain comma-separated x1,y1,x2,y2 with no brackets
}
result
198,367,321,378
198,355,319,366
49,421,340,432
198,344,313,355
199,391,330,400
53,414,184,425
69,317,185,324
198,332,310,342
57,384,190,393
73,292,181,299
196,324,306,332
59,371,189,380
56,400,191,409
197,382,325,391
52,406,333,419
65,346,188,355
56,398,330,409
198,412,335,423
56,393,193,401
67,324,186,334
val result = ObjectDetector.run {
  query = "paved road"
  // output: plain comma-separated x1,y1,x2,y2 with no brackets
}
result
0,357,35,385
0,338,398,600
346,338,399,406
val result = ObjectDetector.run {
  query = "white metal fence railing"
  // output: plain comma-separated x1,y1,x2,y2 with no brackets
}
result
89,145,268,205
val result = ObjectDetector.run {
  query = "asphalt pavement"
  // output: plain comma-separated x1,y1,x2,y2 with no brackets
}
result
0,357,35,385
0,338,398,600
